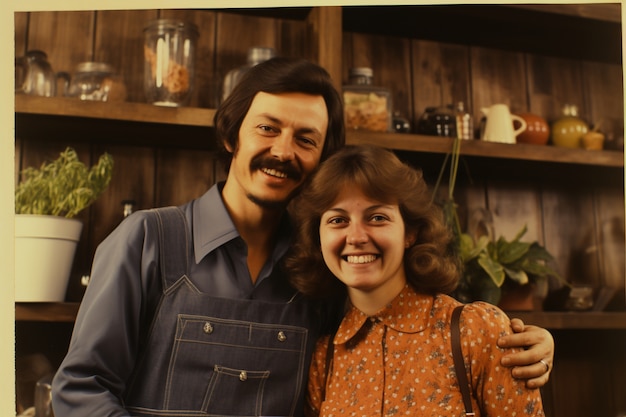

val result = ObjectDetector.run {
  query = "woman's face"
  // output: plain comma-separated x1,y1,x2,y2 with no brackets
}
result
319,186,411,309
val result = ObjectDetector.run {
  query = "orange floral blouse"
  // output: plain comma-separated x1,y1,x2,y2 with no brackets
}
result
305,285,544,417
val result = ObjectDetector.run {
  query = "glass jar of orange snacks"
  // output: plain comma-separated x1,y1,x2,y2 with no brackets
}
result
343,67,392,132
143,19,198,107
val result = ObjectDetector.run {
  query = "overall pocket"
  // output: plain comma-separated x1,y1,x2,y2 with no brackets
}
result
164,314,308,415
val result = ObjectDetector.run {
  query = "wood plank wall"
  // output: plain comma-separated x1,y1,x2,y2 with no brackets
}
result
13,9,626,416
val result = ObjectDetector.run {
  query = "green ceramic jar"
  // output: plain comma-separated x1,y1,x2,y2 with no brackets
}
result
551,105,588,148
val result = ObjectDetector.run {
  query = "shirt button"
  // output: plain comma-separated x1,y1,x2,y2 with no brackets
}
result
277,331,287,342
203,322,213,334
239,371,248,381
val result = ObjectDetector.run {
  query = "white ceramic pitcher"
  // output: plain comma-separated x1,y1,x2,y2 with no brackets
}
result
481,104,527,144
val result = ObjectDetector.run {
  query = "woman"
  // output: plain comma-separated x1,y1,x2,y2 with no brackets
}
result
285,145,544,416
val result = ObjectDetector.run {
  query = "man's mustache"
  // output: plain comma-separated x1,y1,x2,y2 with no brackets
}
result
250,156,302,181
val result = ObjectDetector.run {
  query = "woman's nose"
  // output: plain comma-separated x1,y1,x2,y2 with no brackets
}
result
347,223,368,245
271,133,295,162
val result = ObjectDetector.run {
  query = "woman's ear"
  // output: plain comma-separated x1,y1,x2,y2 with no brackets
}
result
405,230,417,248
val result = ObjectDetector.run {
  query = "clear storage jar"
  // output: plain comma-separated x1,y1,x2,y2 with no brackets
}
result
64,62,126,102
343,67,392,133
143,19,198,107
222,46,276,102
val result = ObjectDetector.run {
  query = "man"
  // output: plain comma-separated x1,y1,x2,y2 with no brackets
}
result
52,57,553,417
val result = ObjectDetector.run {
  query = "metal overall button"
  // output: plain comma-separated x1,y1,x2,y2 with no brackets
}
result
277,331,287,342
203,322,213,334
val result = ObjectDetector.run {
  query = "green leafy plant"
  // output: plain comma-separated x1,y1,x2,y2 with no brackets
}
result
456,224,563,304
433,136,564,305
15,147,114,218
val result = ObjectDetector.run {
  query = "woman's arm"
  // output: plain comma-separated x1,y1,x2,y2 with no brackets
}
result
304,336,332,417
462,303,545,417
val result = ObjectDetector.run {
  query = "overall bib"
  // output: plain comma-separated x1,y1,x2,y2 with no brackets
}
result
123,207,322,417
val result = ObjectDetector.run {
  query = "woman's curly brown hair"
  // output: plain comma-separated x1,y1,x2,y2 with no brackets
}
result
284,145,460,299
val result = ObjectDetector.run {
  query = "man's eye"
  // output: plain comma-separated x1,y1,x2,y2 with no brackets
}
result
258,125,276,133
297,136,317,147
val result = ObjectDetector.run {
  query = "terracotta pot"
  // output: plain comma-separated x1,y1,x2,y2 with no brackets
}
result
515,113,550,145
497,284,535,311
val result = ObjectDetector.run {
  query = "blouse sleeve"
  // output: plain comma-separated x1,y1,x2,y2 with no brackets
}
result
305,335,332,417
461,302,544,417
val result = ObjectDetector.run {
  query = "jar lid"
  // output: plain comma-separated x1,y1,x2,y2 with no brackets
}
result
25,50,48,59
247,47,276,65
349,67,374,78
143,19,199,37
75,62,114,74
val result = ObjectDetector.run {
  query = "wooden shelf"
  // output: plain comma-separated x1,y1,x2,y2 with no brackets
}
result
507,311,626,330
347,130,624,168
15,302,626,329
15,95,216,128
342,4,622,64
15,95,624,168
15,302,80,323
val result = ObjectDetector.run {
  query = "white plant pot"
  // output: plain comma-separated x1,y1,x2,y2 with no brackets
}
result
15,214,83,302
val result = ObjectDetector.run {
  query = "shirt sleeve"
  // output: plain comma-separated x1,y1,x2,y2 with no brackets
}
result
51,211,161,417
461,301,545,417
305,335,331,417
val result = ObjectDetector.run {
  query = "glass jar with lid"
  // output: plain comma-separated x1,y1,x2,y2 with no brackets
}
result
222,46,276,102
343,67,392,132
143,19,199,107
63,62,126,101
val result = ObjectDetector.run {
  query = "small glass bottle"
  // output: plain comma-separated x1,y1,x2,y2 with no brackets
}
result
343,67,392,133
143,19,198,107
222,46,276,102
122,199,136,218
456,101,474,140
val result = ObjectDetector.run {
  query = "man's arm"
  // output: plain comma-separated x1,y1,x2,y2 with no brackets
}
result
498,318,554,389
52,213,158,416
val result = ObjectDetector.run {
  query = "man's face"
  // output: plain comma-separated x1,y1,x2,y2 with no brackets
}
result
224,91,328,209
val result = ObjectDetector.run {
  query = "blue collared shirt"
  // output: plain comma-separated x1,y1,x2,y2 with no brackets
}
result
51,182,300,416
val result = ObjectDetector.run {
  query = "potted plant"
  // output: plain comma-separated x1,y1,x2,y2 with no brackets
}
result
455,224,562,308
434,136,564,308
15,147,113,302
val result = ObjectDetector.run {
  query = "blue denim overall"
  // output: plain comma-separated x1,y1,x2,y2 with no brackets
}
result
123,207,322,417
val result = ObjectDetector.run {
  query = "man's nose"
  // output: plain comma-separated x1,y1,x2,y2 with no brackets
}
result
271,133,295,162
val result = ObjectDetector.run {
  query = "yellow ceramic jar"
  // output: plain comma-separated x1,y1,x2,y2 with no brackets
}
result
551,105,588,148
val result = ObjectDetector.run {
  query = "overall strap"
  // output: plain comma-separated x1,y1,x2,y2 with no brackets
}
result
151,206,189,292
451,305,475,417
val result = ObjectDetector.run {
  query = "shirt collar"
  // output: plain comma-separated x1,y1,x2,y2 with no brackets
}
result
334,285,433,344
191,182,293,265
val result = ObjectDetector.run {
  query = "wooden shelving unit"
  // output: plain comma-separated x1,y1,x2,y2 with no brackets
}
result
15,302,626,329
16,95,624,167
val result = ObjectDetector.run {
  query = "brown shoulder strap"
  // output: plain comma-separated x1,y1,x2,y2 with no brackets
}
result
451,305,475,416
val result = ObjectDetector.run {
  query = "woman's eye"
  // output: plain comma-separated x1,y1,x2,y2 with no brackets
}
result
327,217,346,225
258,125,276,134
371,214,388,223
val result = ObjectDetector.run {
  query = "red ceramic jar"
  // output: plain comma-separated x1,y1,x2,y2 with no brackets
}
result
515,112,550,145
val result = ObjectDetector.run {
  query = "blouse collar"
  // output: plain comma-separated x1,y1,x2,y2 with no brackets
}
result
333,285,434,344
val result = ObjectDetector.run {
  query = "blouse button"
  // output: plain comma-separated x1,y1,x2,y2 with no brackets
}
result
239,371,248,381
203,322,213,334
277,331,287,342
